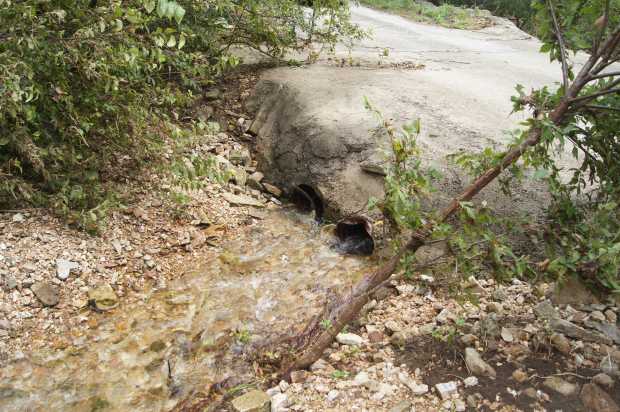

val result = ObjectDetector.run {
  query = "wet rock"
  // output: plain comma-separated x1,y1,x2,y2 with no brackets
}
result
580,383,620,412
222,192,265,208
336,333,363,346
56,258,79,280
262,183,282,198
88,284,119,311
465,347,496,378
550,333,572,354
435,381,458,400
232,390,270,412
463,376,478,387
290,370,308,384
271,392,288,412
31,282,59,307
593,373,615,388
551,318,612,344
389,400,412,412
544,376,577,396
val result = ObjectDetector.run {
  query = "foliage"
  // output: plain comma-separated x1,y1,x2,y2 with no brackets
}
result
437,0,535,31
0,0,360,231
372,0,620,293
359,0,493,29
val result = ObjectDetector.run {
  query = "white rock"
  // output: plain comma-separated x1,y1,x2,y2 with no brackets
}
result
501,327,514,342
463,376,478,387
271,392,289,412
278,380,290,392
353,371,371,387
56,258,79,280
310,359,330,371
435,381,458,400
326,389,339,402
266,387,281,397
336,333,363,346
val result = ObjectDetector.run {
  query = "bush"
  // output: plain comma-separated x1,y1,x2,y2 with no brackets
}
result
0,0,359,230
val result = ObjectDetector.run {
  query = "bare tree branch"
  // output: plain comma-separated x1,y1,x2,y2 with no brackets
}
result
569,87,620,105
588,70,620,81
585,104,620,113
548,0,570,93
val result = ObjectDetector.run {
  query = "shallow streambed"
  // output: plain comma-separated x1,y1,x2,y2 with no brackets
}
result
0,210,377,412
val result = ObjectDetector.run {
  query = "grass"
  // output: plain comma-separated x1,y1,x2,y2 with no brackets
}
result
359,0,493,30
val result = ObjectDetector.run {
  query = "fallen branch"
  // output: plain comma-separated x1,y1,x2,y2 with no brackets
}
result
273,6,617,379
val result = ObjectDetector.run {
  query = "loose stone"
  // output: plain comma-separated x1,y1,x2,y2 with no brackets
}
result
435,381,458,400
465,347,496,378
336,333,363,346
231,390,270,412
31,282,59,307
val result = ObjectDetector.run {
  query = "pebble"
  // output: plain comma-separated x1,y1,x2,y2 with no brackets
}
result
310,359,331,372
591,310,607,322
593,373,614,388
326,389,339,402
543,376,578,396
580,382,620,412
550,333,572,354
465,347,496,378
336,333,363,346
290,370,308,384
231,390,270,412
87,284,118,311
463,376,479,387
512,369,528,383
278,380,289,392
12,213,25,223
435,381,458,400
56,258,80,280
501,327,514,342
389,400,412,412
271,393,288,412
605,309,617,324
31,282,59,307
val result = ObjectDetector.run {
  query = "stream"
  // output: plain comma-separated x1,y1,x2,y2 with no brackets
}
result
0,209,377,411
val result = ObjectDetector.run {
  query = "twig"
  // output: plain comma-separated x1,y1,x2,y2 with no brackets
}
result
528,371,590,381
585,104,620,113
548,0,570,93
569,87,620,105
588,70,620,81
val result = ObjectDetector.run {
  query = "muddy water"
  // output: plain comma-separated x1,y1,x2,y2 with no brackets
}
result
0,210,377,412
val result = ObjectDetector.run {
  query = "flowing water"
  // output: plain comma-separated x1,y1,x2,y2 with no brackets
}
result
0,210,377,411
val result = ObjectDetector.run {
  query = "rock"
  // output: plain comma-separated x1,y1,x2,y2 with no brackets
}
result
353,371,371,387
204,88,221,101
487,302,503,313
584,320,620,345
463,376,479,387
230,148,252,166
370,383,395,401
435,381,458,400
389,400,412,412
310,358,332,372
501,327,514,342
262,183,282,198
512,369,528,383
31,282,59,307
580,383,620,412
465,347,496,378
222,192,265,208
290,370,308,383
265,387,280,397
605,309,617,324
593,373,614,388
248,172,265,190
600,355,619,377
592,311,607,322
0,319,10,330
88,284,119,311
368,330,384,343
56,258,79,280
271,393,288,412
385,320,401,334
462,276,485,295
479,315,500,339
543,376,578,396
534,300,559,320
552,277,599,305
398,371,428,395
461,334,477,346
550,333,572,354
419,323,435,335
12,213,25,223
390,331,408,347
231,390,270,412
523,387,538,399
551,318,612,344
436,308,454,324
336,333,363,346
3,275,17,291
359,158,387,176
411,383,429,395
233,167,248,187
278,380,289,392
326,389,339,402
